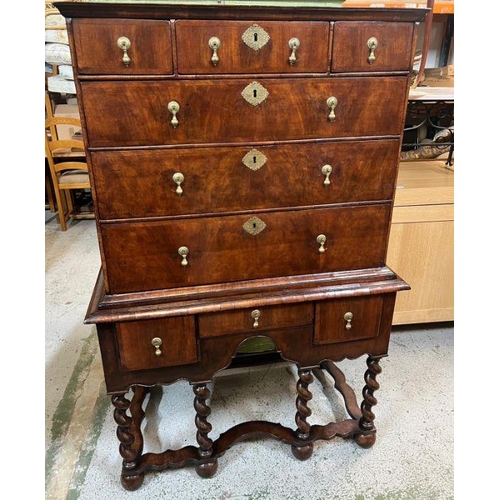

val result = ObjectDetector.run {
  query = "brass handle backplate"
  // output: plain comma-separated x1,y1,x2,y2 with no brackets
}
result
316,234,326,253
251,309,261,328
117,36,131,67
151,337,163,356
178,246,189,266
288,37,300,65
173,172,185,195
367,37,378,64
344,312,353,330
168,101,180,128
322,165,332,185
327,97,338,122
208,36,221,66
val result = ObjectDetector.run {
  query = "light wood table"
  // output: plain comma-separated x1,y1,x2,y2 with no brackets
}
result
387,159,454,324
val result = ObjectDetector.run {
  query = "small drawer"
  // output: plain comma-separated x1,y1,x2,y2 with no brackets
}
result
332,22,414,72
176,21,329,74
72,19,173,74
198,304,314,339
92,139,400,220
116,317,197,371
314,296,384,345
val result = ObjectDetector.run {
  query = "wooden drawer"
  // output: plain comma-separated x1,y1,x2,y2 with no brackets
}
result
199,304,314,339
92,139,400,220
71,19,173,74
175,21,330,74
116,317,197,372
332,22,414,72
80,76,409,147
314,296,384,345
100,204,391,294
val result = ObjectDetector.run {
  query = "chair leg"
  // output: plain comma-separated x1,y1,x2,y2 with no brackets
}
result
52,187,68,231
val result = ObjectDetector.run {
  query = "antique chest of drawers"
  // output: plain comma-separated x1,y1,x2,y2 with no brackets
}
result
56,0,426,490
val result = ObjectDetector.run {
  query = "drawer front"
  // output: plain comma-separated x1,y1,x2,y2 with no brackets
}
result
198,304,314,339
314,296,384,345
80,77,409,147
176,21,330,74
72,19,173,74
101,204,391,294
92,139,400,220
332,22,414,72
116,317,197,371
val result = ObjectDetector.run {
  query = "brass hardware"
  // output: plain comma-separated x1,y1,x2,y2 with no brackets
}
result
243,216,267,236
242,149,268,171
242,81,269,106
208,36,221,66
344,312,353,330
322,165,333,185
327,97,338,122
251,309,261,328
288,37,300,65
168,101,180,128
151,337,163,356
117,36,131,67
172,172,185,195
367,37,378,64
242,24,270,51
316,234,326,253
178,246,189,266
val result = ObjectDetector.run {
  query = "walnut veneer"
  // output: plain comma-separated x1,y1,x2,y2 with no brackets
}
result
56,0,426,490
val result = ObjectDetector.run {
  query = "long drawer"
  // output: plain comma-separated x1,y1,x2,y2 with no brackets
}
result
80,76,409,147
92,139,400,220
100,204,391,294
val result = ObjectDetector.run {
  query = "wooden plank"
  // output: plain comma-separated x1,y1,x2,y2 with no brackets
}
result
387,219,454,323
394,160,454,207
391,204,453,223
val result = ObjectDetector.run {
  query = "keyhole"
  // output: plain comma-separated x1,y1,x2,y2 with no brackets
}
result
253,156,257,164
254,32,258,42
253,222,257,229
253,89,258,98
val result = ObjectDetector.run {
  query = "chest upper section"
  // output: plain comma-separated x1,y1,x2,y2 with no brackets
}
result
70,18,416,76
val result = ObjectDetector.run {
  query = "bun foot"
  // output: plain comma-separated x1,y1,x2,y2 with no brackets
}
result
291,443,314,460
195,460,218,478
121,472,145,491
354,432,376,449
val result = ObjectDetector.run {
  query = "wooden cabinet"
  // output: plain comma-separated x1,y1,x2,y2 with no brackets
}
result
58,0,426,490
387,160,454,324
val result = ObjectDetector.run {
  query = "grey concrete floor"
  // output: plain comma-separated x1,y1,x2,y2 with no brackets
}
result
45,213,454,500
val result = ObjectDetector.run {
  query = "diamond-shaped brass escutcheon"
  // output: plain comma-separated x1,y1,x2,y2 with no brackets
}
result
241,24,270,51
242,149,268,171
243,216,267,236
242,81,269,106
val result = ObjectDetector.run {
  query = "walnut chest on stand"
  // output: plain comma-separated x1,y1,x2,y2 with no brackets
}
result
56,0,426,490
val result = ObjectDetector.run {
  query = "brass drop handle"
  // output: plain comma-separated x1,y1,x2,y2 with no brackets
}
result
178,246,189,266
344,312,353,330
151,337,163,356
316,234,326,253
168,101,180,128
367,37,378,64
322,165,333,185
288,37,300,65
208,37,221,66
251,309,261,328
173,172,185,195
327,97,338,122
117,36,131,67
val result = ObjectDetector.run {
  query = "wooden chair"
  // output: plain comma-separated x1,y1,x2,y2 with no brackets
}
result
45,116,93,231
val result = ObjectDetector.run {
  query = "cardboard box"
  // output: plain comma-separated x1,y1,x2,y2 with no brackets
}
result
54,104,81,140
